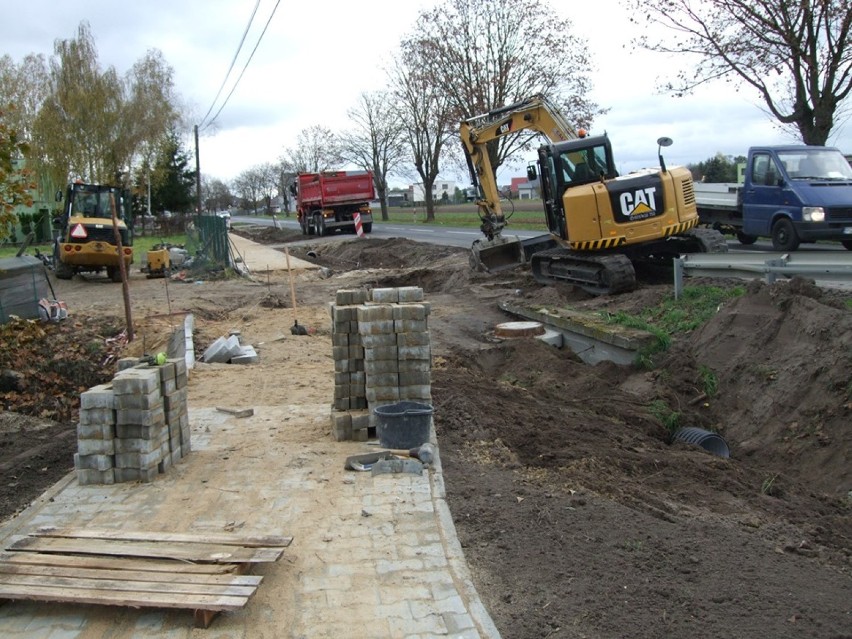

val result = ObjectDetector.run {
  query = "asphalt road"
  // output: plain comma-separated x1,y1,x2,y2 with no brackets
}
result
232,214,848,253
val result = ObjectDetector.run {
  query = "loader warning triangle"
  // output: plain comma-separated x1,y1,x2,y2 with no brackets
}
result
70,223,87,239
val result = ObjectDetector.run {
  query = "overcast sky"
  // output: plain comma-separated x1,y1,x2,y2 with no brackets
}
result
3,0,851,188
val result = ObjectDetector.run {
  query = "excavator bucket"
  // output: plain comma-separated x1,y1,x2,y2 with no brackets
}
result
469,236,526,273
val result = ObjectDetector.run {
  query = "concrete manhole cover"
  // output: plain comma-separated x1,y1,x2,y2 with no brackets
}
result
494,321,546,338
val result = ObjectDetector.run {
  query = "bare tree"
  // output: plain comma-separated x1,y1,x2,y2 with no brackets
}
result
201,175,232,213
628,0,852,145
388,45,456,222
280,125,342,173
409,0,599,173
339,91,408,221
232,168,264,214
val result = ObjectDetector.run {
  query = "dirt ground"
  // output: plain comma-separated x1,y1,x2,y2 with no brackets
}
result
1,225,850,638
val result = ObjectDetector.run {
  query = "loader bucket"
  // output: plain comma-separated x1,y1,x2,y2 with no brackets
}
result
470,236,526,273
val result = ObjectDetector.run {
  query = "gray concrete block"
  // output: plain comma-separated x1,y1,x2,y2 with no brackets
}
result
116,406,166,427
333,384,350,399
335,289,369,306
74,453,114,471
357,304,394,321
77,420,115,440
114,389,162,411
350,410,370,431
332,304,359,321
399,386,432,402
358,319,395,335
370,288,399,303
397,331,431,347
331,412,352,441
115,423,164,440
114,437,160,454
398,345,431,361
114,449,164,469
332,333,349,347
333,397,350,411
397,286,424,302
113,367,160,395
158,361,176,382
164,388,187,412
367,373,399,388
393,304,427,320
398,360,431,373
175,371,188,389
168,357,187,378
364,359,399,375
363,345,398,361
201,336,229,363
399,371,431,386
371,458,423,476
114,467,158,483
80,384,115,410
78,407,116,427
77,468,115,485
395,319,428,334
366,386,400,403
231,345,259,364
361,331,397,353
350,397,367,410
116,357,140,372
77,438,115,456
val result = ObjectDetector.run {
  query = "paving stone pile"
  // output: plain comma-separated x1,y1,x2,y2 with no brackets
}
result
74,357,191,485
329,286,432,441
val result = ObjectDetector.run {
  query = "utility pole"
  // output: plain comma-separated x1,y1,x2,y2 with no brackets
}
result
194,125,202,223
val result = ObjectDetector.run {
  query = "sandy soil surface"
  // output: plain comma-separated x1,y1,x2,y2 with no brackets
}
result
1,225,850,639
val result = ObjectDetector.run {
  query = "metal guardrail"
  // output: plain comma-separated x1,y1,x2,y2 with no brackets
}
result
673,251,852,298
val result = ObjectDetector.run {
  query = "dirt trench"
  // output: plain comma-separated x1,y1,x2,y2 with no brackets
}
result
1,227,849,638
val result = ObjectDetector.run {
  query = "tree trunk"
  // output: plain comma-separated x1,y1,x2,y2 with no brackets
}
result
424,186,436,222
376,184,389,221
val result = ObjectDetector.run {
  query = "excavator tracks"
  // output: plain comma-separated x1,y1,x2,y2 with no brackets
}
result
530,248,637,295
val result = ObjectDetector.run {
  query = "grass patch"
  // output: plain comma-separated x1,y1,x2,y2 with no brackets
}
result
0,233,190,260
699,365,718,397
648,399,681,433
603,285,745,367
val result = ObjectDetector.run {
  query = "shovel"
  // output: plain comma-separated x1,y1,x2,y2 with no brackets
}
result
285,247,308,335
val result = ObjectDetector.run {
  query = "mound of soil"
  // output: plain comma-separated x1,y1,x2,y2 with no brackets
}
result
2,233,849,638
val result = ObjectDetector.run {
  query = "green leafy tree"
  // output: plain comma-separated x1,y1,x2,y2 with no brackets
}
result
0,109,35,240
26,22,181,188
627,0,852,145
150,130,196,215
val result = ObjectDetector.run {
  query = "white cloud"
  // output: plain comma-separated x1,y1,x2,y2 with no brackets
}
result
2,0,850,185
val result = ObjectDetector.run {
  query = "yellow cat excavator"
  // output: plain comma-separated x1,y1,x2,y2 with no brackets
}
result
460,94,726,294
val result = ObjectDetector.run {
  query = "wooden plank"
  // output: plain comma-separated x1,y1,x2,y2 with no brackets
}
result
0,583,247,611
0,552,238,574
7,537,285,564
32,527,292,549
0,573,257,598
0,563,263,587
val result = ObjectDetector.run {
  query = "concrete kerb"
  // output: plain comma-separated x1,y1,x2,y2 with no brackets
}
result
427,424,503,639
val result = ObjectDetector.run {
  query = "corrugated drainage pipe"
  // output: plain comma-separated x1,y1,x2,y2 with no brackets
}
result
672,427,730,458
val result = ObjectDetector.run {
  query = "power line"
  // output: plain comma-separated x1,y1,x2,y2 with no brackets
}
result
198,0,261,129
200,0,282,132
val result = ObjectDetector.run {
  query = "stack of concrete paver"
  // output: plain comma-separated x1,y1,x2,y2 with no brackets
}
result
330,287,431,441
74,358,190,485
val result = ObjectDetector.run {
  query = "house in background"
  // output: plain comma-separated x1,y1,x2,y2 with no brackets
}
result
511,176,540,199
409,180,456,204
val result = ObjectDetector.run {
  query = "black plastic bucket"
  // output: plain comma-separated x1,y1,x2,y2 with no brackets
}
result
672,427,730,458
374,401,433,449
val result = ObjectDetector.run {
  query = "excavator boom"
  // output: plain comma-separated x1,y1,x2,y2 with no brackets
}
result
460,94,578,272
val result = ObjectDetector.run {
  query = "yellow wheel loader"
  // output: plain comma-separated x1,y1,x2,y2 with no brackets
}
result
460,94,727,295
53,181,133,283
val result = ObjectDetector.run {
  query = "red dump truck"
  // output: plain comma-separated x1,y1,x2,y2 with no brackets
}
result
292,170,375,236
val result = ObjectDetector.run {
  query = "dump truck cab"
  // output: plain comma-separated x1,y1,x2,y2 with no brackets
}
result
53,182,134,282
